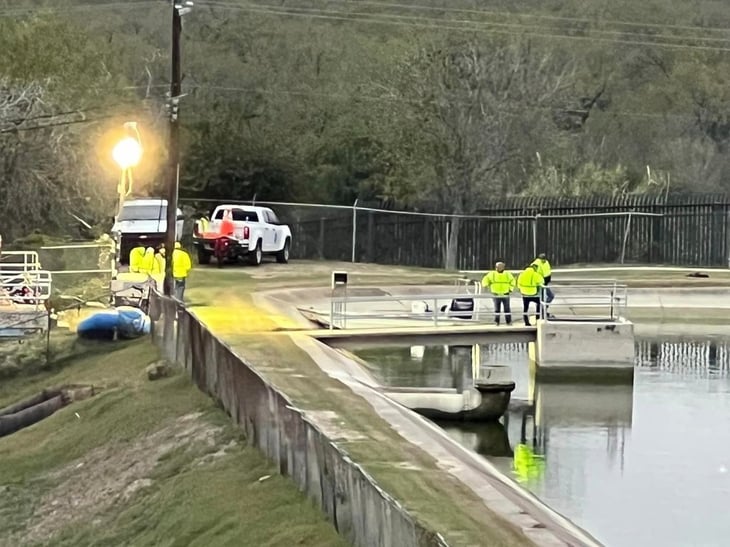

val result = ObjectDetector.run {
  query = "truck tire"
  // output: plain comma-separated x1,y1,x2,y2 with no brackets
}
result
276,238,290,264
197,248,211,265
250,240,263,266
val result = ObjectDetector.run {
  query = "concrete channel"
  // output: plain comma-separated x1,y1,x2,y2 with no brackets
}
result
151,282,729,547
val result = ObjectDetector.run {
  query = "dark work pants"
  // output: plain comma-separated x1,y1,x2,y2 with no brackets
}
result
493,296,512,325
174,278,186,301
522,296,541,326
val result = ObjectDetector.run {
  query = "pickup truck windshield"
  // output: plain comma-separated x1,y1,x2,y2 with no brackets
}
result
119,205,166,221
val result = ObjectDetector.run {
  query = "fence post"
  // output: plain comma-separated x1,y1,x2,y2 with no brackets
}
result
318,217,325,260
726,207,730,268
532,215,539,258
351,198,358,263
367,211,375,263
620,212,633,265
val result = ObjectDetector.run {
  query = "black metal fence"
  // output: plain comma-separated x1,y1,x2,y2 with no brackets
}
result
181,194,730,269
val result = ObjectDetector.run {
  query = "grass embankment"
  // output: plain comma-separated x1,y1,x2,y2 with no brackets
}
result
185,264,532,547
0,340,345,547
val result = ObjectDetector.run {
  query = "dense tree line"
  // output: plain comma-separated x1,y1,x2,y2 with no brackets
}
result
0,0,729,241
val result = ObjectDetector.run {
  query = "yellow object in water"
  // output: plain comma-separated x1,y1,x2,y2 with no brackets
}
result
513,443,545,484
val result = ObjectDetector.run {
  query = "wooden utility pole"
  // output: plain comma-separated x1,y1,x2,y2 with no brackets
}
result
164,3,183,297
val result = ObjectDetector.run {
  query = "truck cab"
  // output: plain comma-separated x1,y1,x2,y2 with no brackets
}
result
112,198,184,265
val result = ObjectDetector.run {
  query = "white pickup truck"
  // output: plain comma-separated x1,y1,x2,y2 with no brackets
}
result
192,204,292,267
111,198,184,265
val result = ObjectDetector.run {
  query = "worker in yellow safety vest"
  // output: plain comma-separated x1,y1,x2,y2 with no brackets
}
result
481,261,516,326
129,245,146,273
194,214,210,237
532,252,555,315
172,242,192,301
531,253,552,283
138,247,156,275
517,263,544,326
152,247,165,275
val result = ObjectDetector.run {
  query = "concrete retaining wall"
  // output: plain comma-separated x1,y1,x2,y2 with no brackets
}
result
149,294,448,547
535,318,635,370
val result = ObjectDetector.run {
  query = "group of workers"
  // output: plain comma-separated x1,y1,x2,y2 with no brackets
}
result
481,253,554,327
128,242,192,301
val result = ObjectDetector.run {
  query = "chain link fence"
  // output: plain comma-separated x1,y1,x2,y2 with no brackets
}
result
37,239,115,302
181,198,729,268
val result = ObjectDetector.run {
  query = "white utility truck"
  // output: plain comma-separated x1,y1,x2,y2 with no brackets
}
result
111,198,184,265
192,204,292,267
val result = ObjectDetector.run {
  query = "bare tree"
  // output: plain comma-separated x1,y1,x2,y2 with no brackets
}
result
381,38,575,268
0,80,114,241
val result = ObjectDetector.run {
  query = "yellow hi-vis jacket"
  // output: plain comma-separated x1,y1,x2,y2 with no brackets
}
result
129,246,146,273
481,270,516,296
172,243,192,279
531,258,552,279
152,253,165,275
517,267,544,296
138,248,156,275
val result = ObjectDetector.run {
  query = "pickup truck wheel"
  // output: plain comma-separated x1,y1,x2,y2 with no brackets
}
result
250,241,263,266
197,248,211,265
276,238,290,264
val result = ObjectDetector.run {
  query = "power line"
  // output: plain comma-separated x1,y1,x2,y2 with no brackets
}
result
0,113,116,134
0,1,160,17
327,0,730,37
200,2,730,53
216,0,730,46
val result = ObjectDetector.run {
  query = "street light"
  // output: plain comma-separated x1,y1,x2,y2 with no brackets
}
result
112,122,143,215
112,137,142,170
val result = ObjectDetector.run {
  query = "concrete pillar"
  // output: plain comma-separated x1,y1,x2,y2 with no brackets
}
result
534,318,635,377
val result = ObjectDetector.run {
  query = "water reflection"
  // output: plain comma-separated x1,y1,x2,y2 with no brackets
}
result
356,343,529,395
353,337,730,547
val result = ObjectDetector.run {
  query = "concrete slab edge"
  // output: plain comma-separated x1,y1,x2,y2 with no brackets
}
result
296,337,602,547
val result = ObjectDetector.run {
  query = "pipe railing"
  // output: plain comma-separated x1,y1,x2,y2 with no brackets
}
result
329,281,628,329
0,252,53,308
539,282,628,321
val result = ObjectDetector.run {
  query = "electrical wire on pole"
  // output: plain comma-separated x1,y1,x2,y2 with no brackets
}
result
164,1,192,297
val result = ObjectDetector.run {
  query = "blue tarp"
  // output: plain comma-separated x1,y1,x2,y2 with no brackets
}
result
77,306,151,340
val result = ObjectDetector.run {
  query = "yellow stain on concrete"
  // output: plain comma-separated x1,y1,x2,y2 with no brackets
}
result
192,305,299,334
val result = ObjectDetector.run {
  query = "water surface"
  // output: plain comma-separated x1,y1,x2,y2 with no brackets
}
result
354,337,730,547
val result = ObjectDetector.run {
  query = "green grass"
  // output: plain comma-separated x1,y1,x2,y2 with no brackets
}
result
0,340,345,547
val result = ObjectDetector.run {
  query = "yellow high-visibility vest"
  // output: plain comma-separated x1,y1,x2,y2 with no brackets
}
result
129,246,146,273
531,258,552,278
482,270,516,295
517,268,544,296
172,247,192,279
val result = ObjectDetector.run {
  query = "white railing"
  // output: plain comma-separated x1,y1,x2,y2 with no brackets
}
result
539,282,628,322
0,250,41,272
0,251,52,308
328,281,628,329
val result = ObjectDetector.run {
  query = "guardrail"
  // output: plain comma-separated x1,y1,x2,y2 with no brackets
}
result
539,282,628,322
0,251,52,307
0,250,42,272
329,281,628,329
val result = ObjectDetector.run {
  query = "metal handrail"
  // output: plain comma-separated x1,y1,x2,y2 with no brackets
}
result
329,281,629,329
0,253,53,307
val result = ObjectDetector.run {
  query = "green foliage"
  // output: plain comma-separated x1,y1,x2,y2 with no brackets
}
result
2,0,730,233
